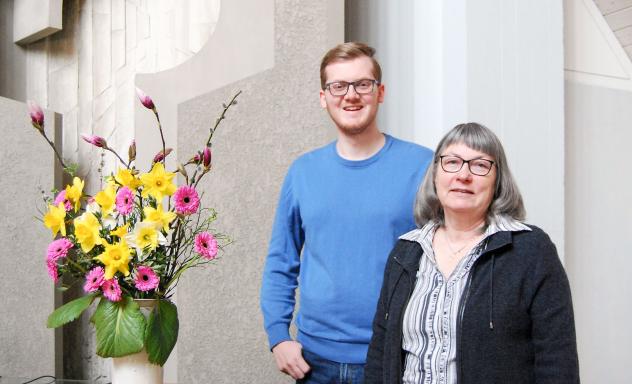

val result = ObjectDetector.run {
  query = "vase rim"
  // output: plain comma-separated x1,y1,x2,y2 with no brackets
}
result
134,298,158,308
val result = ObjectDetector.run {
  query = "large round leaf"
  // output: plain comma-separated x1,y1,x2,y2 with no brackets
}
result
90,296,146,358
146,299,179,366
47,292,98,328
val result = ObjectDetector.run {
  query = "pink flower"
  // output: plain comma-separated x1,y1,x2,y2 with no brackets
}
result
53,190,73,212
203,147,212,168
194,232,218,260
153,148,173,163
81,134,108,149
83,267,105,293
115,186,134,215
173,185,200,215
102,278,122,302
136,87,155,109
27,100,44,129
134,266,160,292
46,260,59,283
46,238,74,262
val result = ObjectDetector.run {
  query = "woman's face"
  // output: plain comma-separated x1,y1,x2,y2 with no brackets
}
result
434,143,497,221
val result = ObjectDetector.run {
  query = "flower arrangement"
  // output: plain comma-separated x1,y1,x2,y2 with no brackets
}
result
28,89,240,366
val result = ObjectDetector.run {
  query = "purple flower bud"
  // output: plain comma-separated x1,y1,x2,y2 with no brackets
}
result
136,87,155,110
128,139,136,162
189,153,201,165
27,100,44,130
203,147,212,168
153,148,173,163
81,134,108,148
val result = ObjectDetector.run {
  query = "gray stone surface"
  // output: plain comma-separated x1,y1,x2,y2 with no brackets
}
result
0,96,59,377
176,1,341,382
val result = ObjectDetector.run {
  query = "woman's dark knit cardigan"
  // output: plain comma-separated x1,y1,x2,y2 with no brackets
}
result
364,226,580,384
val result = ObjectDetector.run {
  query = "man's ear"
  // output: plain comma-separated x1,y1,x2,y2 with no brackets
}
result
377,83,385,103
320,89,327,109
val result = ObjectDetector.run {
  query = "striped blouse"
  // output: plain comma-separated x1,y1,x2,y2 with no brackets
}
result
399,216,530,384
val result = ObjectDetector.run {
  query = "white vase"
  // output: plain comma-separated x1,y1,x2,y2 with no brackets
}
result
111,299,164,384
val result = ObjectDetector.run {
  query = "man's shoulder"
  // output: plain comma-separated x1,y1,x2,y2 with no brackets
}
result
387,135,433,159
290,140,336,169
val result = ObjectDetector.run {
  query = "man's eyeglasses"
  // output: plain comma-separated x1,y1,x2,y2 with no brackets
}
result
324,79,379,96
438,155,495,176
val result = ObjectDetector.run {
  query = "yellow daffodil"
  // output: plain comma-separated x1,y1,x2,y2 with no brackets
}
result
94,183,116,216
65,177,84,212
74,212,103,253
95,240,132,279
43,202,66,237
109,224,129,238
144,204,176,232
125,221,166,260
114,168,142,190
140,163,176,201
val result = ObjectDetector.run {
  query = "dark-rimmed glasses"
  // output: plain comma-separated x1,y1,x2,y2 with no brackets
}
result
324,79,379,96
438,155,495,176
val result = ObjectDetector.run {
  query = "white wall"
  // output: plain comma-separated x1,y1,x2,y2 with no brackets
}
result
346,0,565,258
564,0,632,381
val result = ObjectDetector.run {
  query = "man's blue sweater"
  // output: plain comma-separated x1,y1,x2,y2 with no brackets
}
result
260,134,433,363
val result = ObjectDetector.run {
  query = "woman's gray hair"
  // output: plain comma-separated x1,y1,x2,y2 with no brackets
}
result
414,122,526,227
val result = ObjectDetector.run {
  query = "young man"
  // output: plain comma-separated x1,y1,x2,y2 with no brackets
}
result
260,42,433,383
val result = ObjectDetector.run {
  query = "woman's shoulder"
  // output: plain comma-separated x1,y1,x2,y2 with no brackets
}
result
512,224,554,247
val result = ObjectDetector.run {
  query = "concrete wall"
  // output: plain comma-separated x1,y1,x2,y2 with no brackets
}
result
565,81,632,383
564,0,632,381
0,96,60,377
0,0,27,101
173,1,343,382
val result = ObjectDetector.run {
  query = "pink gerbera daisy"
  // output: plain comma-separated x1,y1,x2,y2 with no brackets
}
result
46,238,74,262
46,260,59,283
173,185,200,215
83,266,105,293
53,190,73,212
115,186,134,215
102,278,122,302
194,232,218,260
134,266,160,292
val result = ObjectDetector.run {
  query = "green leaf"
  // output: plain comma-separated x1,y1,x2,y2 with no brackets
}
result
90,296,146,358
145,299,179,366
47,293,98,328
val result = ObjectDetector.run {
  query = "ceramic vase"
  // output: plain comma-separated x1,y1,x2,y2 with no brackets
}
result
111,299,163,384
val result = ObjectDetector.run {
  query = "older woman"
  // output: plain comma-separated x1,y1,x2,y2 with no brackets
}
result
365,123,579,384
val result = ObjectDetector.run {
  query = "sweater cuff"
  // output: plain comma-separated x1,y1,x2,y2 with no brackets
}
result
267,324,292,351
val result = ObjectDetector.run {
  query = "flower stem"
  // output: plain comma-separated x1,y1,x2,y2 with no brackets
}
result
39,130,68,171
105,147,130,168
205,91,242,146
67,257,87,275
153,109,167,168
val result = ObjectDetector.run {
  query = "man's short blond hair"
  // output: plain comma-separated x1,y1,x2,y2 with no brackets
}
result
319,42,382,89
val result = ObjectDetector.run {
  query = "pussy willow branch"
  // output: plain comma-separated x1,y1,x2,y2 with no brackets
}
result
205,90,242,147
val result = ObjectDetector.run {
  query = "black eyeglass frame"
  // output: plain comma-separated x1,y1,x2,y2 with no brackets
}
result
437,155,496,176
324,79,380,96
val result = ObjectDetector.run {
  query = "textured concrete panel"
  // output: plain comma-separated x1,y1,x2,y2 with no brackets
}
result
176,1,342,382
13,0,63,44
49,61,79,112
0,96,59,377
93,11,112,96
112,29,126,70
